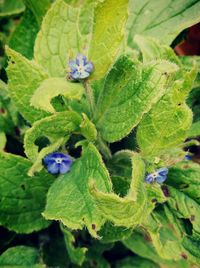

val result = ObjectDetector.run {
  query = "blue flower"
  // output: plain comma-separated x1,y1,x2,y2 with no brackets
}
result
185,154,192,161
146,167,168,184
43,152,73,175
69,54,94,80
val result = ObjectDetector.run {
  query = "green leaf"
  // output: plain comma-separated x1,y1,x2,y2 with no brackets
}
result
0,246,44,267
6,47,49,123
43,143,112,238
9,9,39,60
116,256,159,268
134,35,181,65
24,111,82,162
167,161,200,204
91,153,149,228
80,113,97,141
123,231,189,268
0,152,53,233
88,0,128,80
61,225,87,266
95,55,178,142
127,0,200,47
137,68,196,157
188,121,200,138
23,0,51,25
0,0,25,17
30,77,84,113
34,0,92,77
99,221,132,243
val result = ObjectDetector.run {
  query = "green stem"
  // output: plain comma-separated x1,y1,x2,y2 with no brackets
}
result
83,80,95,116
97,135,112,160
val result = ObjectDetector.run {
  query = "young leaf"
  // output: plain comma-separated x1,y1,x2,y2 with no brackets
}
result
6,47,49,123
80,113,97,141
90,153,148,228
0,246,44,267
88,0,128,80
137,68,196,157
95,55,178,142
30,77,84,113
9,9,39,59
24,111,82,161
0,152,53,233
127,0,200,47
34,0,91,77
61,225,87,266
43,143,112,238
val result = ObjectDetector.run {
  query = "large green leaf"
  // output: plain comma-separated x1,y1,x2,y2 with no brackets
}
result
34,0,93,77
188,121,200,138
0,246,44,268
116,256,159,268
43,143,112,238
6,47,49,123
9,9,39,60
0,152,53,233
89,0,128,80
95,55,178,142
91,153,149,227
30,77,84,113
127,0,200,47
137,68,196,157
0,0,25,17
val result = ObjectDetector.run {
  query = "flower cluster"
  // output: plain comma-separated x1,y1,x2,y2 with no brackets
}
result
145,167,168,184
43,152,72,175
69,54,94,80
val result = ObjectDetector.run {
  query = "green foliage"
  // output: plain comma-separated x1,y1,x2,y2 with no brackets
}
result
43,143,112,238
0,152,53,233
0,246,44,267
127,0,200,47
1,0,200,267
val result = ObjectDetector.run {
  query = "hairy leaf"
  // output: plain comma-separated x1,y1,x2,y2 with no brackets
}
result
137,68,196,157
43,144,112,238
0,152,53,233
6,47,49,123
89,0,128,80
127,0,200,47
24,111,81,161
91,153,148,227
95,55,178,142
34,0,92,77
31,77,84,113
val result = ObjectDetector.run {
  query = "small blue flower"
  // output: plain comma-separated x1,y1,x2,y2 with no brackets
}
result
185,154,192,161
69,54,94,80
146,167,168,184
43,152,72,175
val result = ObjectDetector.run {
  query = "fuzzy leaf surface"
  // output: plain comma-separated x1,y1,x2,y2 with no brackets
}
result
95,55,178,142
43,144,112,238
0,153,53,233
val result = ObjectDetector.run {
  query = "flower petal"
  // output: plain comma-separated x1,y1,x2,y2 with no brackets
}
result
59,163,71,174
47,162,59,174
76,54,87,66
84,62,93,72
157,167,168,176
145,174,154,183
156,175,167,184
